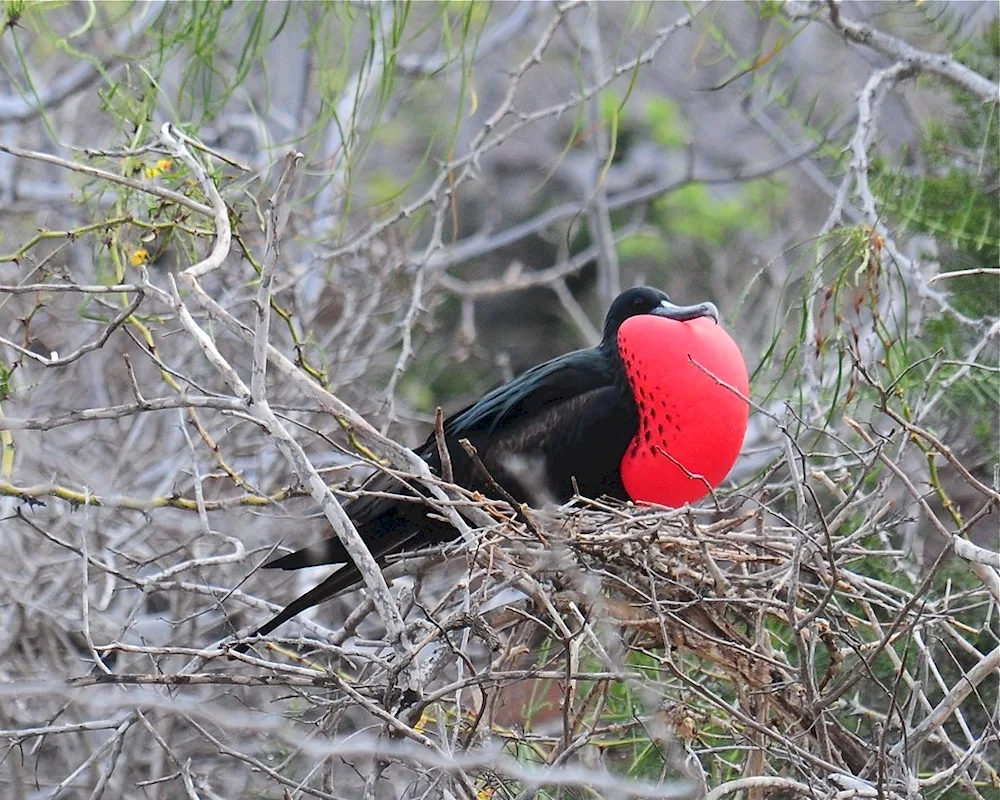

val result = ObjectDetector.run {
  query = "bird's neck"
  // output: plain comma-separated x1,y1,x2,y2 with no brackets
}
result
599,339,636,397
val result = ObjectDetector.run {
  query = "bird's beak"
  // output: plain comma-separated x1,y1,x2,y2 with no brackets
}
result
652,299,719,324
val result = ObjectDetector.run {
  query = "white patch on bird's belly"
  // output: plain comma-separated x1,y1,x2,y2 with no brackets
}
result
485,390,608,506
498,452,556,506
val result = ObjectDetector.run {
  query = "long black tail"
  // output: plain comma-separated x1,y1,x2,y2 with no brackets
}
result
263,538,348,570
236,502,454,650
233,562,360,652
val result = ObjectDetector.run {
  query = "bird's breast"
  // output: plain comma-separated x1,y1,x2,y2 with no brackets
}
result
617,315,749,506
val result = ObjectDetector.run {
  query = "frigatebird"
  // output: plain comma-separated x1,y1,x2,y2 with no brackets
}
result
242,286,741,644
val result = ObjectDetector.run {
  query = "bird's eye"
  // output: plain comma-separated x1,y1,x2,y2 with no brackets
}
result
632,296,646,309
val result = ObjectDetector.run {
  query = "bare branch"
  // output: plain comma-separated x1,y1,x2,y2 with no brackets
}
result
808,0,1000,104
0,141,214,217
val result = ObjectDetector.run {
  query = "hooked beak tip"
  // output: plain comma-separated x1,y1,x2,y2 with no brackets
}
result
654,300,720,324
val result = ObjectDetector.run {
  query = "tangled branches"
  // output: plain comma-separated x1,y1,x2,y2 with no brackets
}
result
5,487,998,798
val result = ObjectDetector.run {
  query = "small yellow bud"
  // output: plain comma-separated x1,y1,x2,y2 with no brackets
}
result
144,159,173,179
130,249,149,267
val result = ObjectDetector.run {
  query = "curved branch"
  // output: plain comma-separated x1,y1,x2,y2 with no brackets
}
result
823,1,998,104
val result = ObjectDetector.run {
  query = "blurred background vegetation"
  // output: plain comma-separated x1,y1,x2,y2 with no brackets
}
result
0,2,997,798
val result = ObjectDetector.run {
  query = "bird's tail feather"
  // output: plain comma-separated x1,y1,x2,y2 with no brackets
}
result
263,538,348,570
233,562,360,652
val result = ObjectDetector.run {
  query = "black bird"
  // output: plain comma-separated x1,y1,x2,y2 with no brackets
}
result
243,287,718,643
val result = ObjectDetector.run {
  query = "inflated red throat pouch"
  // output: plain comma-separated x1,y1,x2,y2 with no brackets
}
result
618,315,749,507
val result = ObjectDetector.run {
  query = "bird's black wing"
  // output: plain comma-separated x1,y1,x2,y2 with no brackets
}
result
440,347,617,444
443,348,635,502
474,381,636,505
243,375,634,645
244,348,629,644
265,348,619,567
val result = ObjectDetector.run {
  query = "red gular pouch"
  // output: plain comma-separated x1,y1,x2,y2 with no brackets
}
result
617,315,749,507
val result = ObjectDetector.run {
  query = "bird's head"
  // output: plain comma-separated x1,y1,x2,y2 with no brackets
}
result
601,286,719,348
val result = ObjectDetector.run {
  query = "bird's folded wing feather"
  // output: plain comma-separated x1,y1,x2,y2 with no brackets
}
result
264,348,616,571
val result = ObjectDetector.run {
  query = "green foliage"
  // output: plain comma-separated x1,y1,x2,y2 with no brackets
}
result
616,232,670,264
150,2,288,124
0,359,11,401
365,169,408,209
871,166,999,318
652,180,785,247
598,93,787,263
922,315,1000,417
858,20,1000,468
644,96,688,149
96,70,159,140
2,0,26,31
872,20,999,320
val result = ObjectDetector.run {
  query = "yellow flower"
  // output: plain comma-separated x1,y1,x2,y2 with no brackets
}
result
130,249,149,267
143,159,173,179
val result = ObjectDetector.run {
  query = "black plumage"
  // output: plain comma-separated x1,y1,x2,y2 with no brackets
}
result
243,287,717,643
